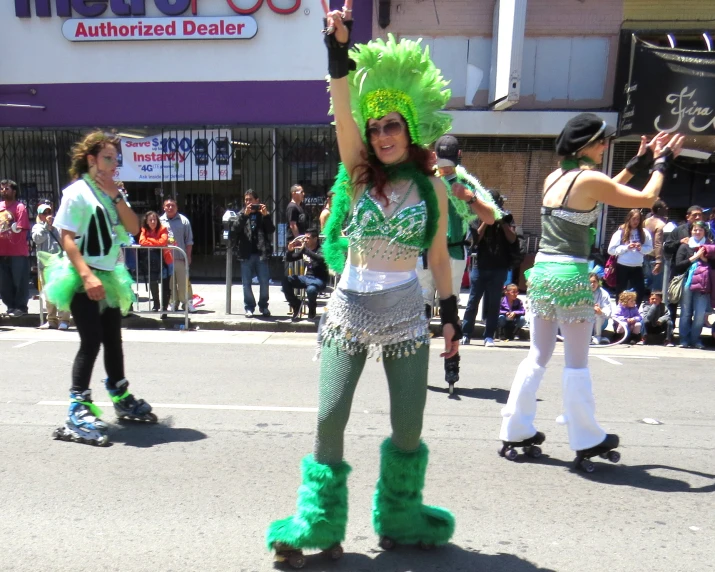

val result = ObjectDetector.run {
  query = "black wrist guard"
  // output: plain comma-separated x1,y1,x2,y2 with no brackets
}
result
324,19,355,79
439,295,463,341
625,147,654,175
650,148,674,175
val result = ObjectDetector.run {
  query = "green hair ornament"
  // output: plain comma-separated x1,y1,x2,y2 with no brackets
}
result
330,34,452,146
322,163,440,273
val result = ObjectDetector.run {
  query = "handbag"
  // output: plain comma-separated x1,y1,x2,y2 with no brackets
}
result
603,255,617,288
667,273,685,304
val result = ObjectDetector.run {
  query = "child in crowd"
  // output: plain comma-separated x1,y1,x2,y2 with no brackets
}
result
613,291,642,344
589,272,612,345
498,283,526,340
639,291,674,346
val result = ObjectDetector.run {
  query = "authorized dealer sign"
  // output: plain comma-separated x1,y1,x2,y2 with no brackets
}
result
62,16,257,41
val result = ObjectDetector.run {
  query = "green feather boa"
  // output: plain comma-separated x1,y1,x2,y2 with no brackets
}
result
322,162,439,273
446,166,505,233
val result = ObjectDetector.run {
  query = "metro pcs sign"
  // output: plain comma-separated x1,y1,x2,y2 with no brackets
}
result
15,0,301,18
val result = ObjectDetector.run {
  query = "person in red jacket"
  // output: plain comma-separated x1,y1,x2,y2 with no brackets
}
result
139,211,173,314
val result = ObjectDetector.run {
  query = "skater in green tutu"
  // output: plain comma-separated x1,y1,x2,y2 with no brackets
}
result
266,2,459,566
48,131,157,447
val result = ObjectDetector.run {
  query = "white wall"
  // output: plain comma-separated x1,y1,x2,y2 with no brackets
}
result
1,2,326,84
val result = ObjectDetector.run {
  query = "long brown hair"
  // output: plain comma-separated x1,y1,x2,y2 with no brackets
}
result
620,209,645,244
353,145,434,206
68,131,120,180
142,211,161,234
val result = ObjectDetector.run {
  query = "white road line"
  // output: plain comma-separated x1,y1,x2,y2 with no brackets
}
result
37,401,318,413
12,340,37,348
596,355,622,365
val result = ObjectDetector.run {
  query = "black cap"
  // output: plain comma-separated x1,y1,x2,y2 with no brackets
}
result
555,113,617,156
435,135,460,167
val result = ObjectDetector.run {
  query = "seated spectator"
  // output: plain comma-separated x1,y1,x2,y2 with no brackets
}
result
613,291,642,344
138,211,173,315
32,203,71,330
282,227,329,321
497,283,526,340
638,291,673,346
589,272,612,345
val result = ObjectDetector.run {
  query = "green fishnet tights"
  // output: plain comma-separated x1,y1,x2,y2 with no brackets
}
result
314,343,429,464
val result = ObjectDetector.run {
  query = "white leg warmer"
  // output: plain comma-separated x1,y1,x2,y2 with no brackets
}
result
499,359,546,442
559,367,607,451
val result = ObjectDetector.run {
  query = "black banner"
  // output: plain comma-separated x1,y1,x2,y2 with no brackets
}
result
620,39,715,136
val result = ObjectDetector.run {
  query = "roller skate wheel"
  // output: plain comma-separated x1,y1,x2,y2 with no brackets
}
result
287,553,306,569
52,428,63,440
326,544,343,560
505,448,518,461
607,450,621,463
580,459,595,473
419,541,434,551
526,445,542,458
379,536,396,551
448,383,454,395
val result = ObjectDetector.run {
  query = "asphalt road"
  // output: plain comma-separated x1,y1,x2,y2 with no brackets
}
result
0,328,713,572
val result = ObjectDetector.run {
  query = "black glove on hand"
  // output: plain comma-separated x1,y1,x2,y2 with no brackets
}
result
324,19,355,79
625,147,654,175
499,212,514,225
439,295,463,341
650,148,674,175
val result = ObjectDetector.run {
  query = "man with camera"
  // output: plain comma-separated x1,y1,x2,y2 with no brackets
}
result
461,189,518,347
282,227,329,321
233,189,275,318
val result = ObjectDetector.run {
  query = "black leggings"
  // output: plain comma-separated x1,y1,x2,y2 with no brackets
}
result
70,293,125,393
616,263,646,306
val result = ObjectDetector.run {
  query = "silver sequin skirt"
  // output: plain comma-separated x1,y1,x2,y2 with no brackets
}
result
317,278,430,360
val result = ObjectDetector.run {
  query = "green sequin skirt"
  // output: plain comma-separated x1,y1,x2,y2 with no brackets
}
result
317,278,430,360
39,252,136,315
525,261,594,323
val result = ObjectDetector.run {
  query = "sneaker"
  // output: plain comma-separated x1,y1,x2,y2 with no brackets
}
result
484,338,495,348
693,343,705,350
636,340,645,345
260,308,271,317
38,322,52,330
461,336,471,346
187,302,197,313
307,308,317,320
245,310,254,318
9,309,25,317
590,336,599,346
679,344,689,349
665,341,675,347
58,322,69,331
599,337,610,345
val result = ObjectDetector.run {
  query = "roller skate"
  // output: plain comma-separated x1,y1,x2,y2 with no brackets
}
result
105,378,157,423
574,434,620,473
52,389,109,446
498,431,545,461
267,456,351,569
444,354,460,395
373,439,454,551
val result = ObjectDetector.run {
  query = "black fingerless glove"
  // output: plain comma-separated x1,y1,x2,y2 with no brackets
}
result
324,19,355,79
439,295,463,341
650,148,674,175
625,147,654,175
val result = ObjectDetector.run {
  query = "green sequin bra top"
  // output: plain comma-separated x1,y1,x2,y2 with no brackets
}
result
344,184,428,261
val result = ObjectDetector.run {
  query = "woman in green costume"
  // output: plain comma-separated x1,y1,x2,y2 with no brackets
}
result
46,131,157,447
266,3,460,566
497,114,683,471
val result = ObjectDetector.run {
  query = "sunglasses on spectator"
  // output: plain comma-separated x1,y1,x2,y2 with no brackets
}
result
366,121,405,139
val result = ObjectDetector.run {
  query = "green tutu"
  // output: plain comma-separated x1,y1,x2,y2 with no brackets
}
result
39,253,136,315
525,261,594,323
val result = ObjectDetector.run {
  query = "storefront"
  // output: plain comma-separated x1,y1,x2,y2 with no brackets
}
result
1,0,372,277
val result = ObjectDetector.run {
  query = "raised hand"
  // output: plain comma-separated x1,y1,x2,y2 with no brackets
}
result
657,133,685,158
322,0,352,44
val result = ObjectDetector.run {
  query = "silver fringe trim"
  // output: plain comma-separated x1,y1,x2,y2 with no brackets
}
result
316,278,430,361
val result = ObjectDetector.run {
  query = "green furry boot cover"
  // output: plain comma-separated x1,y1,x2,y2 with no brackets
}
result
372,438,455,546
266,455,351,551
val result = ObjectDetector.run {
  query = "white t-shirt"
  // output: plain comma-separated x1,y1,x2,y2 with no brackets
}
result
54,178,126,271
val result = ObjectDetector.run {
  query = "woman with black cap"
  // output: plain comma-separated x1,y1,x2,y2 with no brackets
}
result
497,113,683,472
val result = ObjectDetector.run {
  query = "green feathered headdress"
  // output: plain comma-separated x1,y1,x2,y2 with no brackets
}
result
336,34,452,146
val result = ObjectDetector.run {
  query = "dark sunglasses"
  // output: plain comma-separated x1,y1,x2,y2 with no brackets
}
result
366,120,405,139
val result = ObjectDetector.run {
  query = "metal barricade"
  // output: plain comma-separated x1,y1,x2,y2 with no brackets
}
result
122,245,190,330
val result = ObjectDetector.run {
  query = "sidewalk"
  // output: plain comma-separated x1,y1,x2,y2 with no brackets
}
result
3,282,482,336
